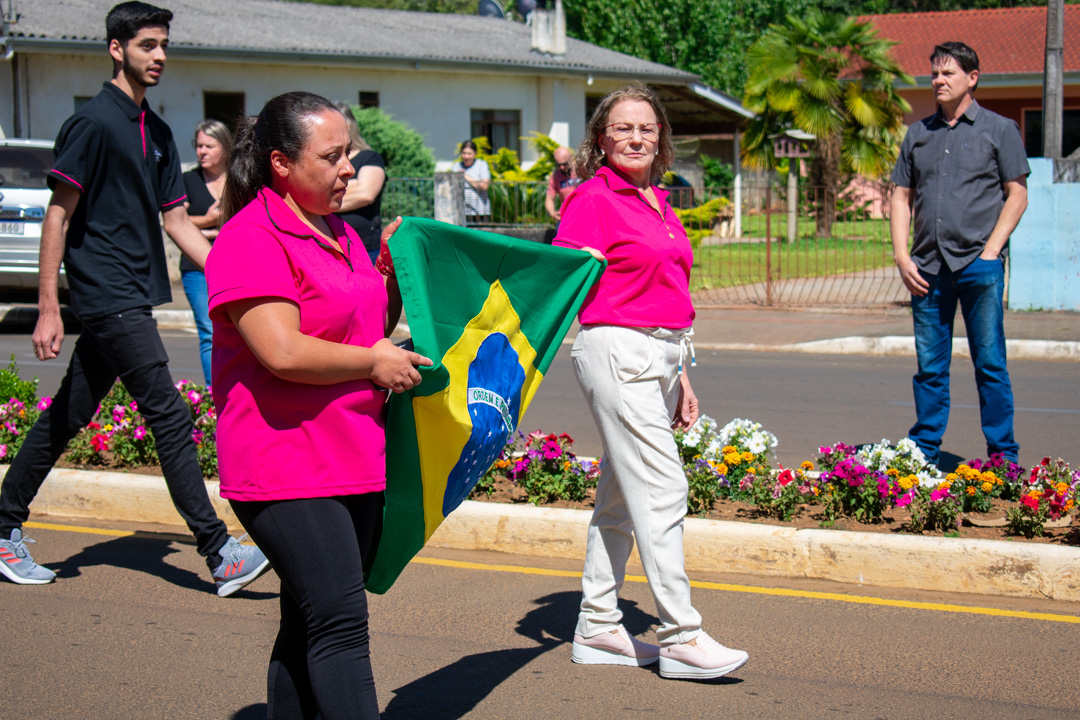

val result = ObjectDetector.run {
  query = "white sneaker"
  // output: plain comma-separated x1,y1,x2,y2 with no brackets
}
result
571,625,660,667
659,632,748,680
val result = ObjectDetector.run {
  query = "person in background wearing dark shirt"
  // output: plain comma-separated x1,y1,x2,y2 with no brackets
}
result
0,1,269,596
333,102,386,263
182,118,233,386
890,41,1030,467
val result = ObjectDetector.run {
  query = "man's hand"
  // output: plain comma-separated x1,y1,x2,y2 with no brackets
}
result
32,307,64,361
895,255,929,297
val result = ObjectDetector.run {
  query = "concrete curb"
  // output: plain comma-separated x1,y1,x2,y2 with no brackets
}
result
16,466,1080,603
696,336,1080,362
0,305,1075,361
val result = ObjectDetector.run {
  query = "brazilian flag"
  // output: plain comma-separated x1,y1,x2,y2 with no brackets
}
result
364,218,604,594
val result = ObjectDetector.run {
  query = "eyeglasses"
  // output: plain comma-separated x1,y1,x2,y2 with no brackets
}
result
605,123,661,141
557,162,571,170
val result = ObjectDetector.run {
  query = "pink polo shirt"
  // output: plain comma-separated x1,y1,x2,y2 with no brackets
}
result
206,187,389,502
553,166,694,329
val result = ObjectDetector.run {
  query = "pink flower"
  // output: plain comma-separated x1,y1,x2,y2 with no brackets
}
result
187,391,201,405
112,405,126,421
192,429,204,445
0,444,7,459
36,396,52,411
4,421,18,436
134,426,147,441
542,440,562,460
930,487,951,502
895,491,914,508
129,401,138,412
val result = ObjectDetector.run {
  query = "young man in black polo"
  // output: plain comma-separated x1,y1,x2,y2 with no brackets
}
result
890,41,1029,467
0,1,270,597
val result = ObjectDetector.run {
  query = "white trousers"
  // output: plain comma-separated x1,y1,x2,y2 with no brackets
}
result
571,325,703,645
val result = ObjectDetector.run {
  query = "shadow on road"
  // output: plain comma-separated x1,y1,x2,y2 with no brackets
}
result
50,530,277,599
382,590,657,719
232,703,267,719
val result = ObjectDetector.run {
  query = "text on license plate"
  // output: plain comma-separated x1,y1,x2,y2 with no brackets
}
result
0,222,24,235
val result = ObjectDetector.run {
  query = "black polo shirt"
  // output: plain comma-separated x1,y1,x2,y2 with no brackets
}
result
46,82,186,319
892,100,1030,274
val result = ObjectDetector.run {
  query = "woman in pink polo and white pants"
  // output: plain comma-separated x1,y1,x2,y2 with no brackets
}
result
206,92,430,719
554,84,748,681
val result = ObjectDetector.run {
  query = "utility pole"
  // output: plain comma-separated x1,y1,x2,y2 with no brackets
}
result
1043,0,1064,159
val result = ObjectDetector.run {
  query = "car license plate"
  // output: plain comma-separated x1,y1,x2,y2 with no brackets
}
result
0,221,24,235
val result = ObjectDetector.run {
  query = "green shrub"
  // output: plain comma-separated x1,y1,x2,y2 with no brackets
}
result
0,355,38,407
351,106,436,177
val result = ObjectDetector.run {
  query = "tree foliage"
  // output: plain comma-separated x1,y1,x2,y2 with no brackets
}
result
287,0,1077,96
741,10,913,237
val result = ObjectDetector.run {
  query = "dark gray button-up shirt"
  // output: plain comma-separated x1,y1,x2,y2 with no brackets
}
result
891,100,1030,274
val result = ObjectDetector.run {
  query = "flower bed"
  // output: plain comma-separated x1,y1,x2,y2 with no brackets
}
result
474,413,1080,544
1,358,1076,544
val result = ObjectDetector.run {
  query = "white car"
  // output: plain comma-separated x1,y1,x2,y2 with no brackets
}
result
0,138,64,291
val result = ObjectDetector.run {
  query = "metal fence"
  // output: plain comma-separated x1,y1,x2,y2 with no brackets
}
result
381,176,908,308
680,181,908,307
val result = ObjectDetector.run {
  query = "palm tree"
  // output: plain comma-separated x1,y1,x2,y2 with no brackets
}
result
741,11,913,238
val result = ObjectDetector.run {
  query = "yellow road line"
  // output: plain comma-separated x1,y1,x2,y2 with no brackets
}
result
25,522,1080,624
25,520,135,538
411,557,1080,624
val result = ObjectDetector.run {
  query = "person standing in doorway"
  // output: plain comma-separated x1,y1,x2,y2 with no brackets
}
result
890,41,1030,467
0,1,270,597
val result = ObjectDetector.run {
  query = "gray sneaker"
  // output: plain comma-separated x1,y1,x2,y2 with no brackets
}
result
212,535,271,597
0,529,56,585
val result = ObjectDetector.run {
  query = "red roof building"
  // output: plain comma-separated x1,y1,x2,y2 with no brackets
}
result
860,6,1080,156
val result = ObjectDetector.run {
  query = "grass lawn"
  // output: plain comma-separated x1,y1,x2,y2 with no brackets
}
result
738,214,890,241
689,236,895,291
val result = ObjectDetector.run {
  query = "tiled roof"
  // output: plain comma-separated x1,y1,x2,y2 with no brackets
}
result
8,0,697,81
860,5,1080,77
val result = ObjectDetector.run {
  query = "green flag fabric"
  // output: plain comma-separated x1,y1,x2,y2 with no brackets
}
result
364,218,604,594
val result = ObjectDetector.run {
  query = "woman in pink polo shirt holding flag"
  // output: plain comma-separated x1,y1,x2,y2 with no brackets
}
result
206,91,430,719
554,84,749,681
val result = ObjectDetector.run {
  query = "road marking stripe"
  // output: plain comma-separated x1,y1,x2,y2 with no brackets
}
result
25,521,135,537
24,522,1080,624
411,557,1080,624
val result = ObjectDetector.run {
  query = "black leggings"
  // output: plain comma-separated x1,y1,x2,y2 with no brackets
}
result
230,493,383,720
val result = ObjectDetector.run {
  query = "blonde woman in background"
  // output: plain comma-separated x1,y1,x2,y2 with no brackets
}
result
183,118,232,386
334,102,386,263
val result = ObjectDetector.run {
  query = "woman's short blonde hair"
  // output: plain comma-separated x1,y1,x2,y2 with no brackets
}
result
574,83,674,183
192,118,234,164
333,101,371,153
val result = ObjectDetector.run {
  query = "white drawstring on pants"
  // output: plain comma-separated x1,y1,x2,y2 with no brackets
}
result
647,327,696,375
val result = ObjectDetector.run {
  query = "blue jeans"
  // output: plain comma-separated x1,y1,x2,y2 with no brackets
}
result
909,257,1018,465
181,269,213,387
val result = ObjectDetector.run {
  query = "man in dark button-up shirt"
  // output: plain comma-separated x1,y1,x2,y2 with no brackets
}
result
890,41,1029,467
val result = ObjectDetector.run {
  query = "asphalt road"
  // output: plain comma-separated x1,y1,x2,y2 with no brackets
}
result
5,517,1080,720
2,327,1075,472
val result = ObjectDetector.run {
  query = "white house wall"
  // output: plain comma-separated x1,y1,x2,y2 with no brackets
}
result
3,50,588,168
